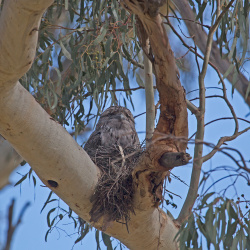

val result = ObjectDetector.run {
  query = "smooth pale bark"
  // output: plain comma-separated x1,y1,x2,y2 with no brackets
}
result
0,136,23,189
0,1,179,249
144,49,155,147
0,57,72,189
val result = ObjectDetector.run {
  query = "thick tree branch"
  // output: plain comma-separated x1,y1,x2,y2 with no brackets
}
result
0,0,55,187
0,0,54,83
0,5,73,187
122,1,189,231
159,152,191,169
0,81,179,249
125,1,188,157
0,58,73,189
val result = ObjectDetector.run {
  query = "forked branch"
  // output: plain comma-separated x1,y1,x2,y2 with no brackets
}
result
177,0,235,224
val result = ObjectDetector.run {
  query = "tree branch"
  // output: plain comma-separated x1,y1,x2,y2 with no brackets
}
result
0,0,54,83
143,43,155,147
159,152,191,169
122,1,189,231
4,199,30,250
177,0,235,224
0,0,55,187
173,0,250,107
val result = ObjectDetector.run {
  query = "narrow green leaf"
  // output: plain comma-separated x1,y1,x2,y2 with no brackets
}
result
229,201,238,220
28,167,33,179
95,230,101,250
223,64,234,79
41,191,53,213
42,48,51,63
59,40,72,60
228,35,237,60
202,192,215,206
245,81,250,100
52,67,62,88
93,24,108,46
105,35,113,58
47,208,56,227
65,0,68,10
75,224,90,243
136,72,144,87
32,175,36,188
196,1,207,21
45,229,50,242
50,88,58,110
102,232,113,250
225,221,238,246
14,174,28,186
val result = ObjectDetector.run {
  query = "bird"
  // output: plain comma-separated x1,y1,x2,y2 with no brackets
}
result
84,106,140,158
83,106,141,224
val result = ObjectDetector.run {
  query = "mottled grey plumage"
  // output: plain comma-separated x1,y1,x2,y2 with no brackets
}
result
84,106,139,155
83,106,141,225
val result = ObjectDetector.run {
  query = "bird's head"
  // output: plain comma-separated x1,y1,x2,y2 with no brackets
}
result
100,106,135,123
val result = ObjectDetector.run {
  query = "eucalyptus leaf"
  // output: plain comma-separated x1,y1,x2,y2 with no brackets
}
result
59,39,72,60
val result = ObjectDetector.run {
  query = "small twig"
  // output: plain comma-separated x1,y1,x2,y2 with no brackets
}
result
4,199,30,250
110,86,156,92
170,172,189,187
134,111,146,119
189,94,224,102
121,50,144,69
189,117,250,140
165,18,236,98
164,189,182,199
203,174,245,197
176,46,192,60
164,15,211,29
211,0,234,34
143,39,155,148
186,87,223,95
194,42,201,74
118,145,125,168
186,99,199,115
202,126,250,163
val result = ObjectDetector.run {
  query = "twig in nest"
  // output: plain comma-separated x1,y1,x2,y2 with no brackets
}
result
118,145,125,169
87,145,142,230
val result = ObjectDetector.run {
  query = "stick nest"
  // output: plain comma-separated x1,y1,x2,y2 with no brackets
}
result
87,145,142,227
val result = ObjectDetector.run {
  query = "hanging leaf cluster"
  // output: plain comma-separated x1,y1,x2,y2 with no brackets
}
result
190,0,250,95
177,194,250,249
19,0,143,135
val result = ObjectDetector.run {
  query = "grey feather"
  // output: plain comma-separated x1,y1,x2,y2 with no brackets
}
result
84,106,140,156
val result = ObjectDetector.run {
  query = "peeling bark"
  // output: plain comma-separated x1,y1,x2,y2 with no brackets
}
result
131,4,188,155
123,0,189,217
125,1,188,168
